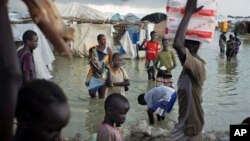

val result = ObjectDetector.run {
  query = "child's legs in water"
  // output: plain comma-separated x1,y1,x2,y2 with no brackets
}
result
89,89,97,98
98,85,107,99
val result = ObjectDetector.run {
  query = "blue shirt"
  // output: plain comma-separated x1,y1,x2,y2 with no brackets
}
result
144,86,176,108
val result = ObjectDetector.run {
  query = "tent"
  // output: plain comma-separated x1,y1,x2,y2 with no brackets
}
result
56,2,107,20
70,23,115,57
11,24,55,80
124,13,140,22
111,13,123,21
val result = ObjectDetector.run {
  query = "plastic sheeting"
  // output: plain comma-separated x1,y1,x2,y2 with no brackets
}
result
11,24,55,79
119,31,136,59
70,23,115,57
56,2,107,20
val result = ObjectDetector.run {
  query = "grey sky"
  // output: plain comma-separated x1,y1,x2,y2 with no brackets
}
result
8,0,250,16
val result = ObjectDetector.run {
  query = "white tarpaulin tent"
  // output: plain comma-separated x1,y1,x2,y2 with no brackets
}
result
70,23,115,57
11,24,55,80
56,2,107,20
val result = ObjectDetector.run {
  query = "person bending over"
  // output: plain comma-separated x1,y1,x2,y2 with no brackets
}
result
138,86,177,125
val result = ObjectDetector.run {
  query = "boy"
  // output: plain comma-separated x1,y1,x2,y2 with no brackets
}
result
140,31,160,81
138,86,177,125
14,79,70,141
17,30,38,86
97,93,130,141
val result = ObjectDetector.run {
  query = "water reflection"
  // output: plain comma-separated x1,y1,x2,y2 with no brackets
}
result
85,99,105,135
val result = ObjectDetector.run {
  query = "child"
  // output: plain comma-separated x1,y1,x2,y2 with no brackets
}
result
17,30,38,86
106,53,130,96
13,79,70,141
138,86,177,125
97,93,130,141
139,31,160,81
155,38,176,88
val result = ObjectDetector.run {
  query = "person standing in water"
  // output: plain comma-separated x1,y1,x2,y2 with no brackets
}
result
171,0,206,140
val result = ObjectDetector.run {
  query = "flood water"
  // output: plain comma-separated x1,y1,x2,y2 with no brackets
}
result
51,31,250,138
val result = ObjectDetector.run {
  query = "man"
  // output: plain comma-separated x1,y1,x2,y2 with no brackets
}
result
140,31,160,81
85,34,112,99
171,0,206,140
138,86,177,125
219,32,227,53
17,30,38,86
155,38,177,87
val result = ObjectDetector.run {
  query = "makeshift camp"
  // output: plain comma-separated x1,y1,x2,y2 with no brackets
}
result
11,23,55,80
9,2,154,59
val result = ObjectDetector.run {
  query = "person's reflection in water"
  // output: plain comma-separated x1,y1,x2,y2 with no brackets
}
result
147,80,155,91
85,99,105,137
225,58,239,76
217,53,226,74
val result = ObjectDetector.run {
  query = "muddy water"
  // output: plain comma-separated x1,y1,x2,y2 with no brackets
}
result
51,31,250,138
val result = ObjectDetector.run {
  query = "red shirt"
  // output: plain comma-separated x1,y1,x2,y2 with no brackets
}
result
145,41,159,61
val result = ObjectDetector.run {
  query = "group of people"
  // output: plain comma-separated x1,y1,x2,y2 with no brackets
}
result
139,31,177,88
1,1,249,141
87,0,207,141
219,31,242,61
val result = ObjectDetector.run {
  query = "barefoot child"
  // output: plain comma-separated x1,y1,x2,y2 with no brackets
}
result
106,53,130,96
138,86,177,125
97,93,130,141
13,79,70,141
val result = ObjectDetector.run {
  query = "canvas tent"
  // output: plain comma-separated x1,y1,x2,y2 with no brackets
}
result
70,23,115,57
124,13,140,23
56,2,107,20
11,24,55,80
111,13,123,21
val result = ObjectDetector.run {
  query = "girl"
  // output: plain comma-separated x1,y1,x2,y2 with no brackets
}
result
106,53,130,96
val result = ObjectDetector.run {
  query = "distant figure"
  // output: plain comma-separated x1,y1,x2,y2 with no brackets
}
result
140,31,160,81
106,53,130,96
226,34,235,61
219,32,227,53
155,38,177,88
97,93,130,141
17,30,38,86
13,79,70,141
233,32,241,57
138,86,177,125
85,34,113,99
171,0,206,140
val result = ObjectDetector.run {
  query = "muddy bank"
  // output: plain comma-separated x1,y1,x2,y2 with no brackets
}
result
64,120,229,141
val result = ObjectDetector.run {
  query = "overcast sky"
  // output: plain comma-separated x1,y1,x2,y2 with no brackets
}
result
8,0,250,16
